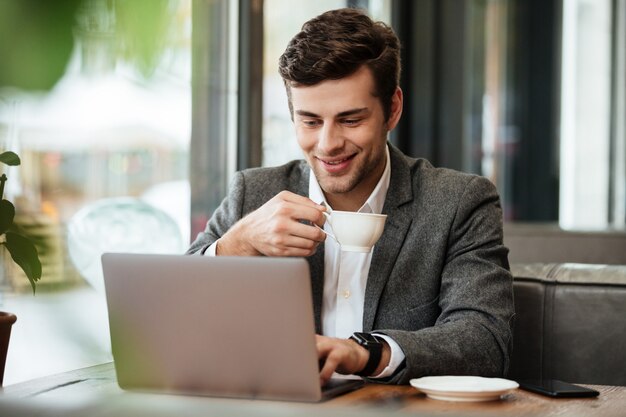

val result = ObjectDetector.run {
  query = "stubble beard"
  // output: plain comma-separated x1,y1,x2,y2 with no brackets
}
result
313,142,386,196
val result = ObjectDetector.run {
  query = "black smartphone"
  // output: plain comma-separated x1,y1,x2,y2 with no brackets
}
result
518,379,599,398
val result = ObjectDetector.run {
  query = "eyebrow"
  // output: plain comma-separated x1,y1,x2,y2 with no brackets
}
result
294,107,369,118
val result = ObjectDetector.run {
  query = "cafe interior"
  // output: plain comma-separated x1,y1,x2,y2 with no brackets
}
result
0,0,625,415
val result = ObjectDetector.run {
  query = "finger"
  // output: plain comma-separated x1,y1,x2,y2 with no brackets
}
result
264,245,320,258
261,205,321,236
264,224,323,248
279,234,323,250
320,351,342,384
276,191,325,210
264,236,321,257
288,222,326,243
311,208,329,228
316,336,339,385
277,201,326,225
269,203,326,235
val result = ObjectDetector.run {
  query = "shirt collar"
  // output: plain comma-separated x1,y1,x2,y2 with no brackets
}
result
308,144,391,214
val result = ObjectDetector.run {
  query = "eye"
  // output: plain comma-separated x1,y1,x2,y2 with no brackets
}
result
301,119,321,128
341,118,362,126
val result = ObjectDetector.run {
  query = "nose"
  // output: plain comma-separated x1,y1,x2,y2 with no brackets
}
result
317,122,344,154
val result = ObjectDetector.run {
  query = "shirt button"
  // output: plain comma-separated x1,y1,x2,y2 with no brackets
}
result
343,290,351,299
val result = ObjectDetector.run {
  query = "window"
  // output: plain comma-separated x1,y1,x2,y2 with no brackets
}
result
559,0,615,229
0,0,191,384
1,0,191,290
394,0,625,230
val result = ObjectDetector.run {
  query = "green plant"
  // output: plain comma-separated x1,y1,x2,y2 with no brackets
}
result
0,151,42,293
0,0,172,91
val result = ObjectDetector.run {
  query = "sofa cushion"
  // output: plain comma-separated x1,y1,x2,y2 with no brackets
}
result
509,263,626,386
505,223,626,265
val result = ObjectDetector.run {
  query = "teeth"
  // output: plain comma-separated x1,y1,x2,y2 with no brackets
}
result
325,158,348,165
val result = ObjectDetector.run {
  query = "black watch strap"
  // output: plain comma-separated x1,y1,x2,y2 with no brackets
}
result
349,332,383,377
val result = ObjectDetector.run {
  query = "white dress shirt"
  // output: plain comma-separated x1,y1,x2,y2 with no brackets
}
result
206,146,406,378
308,145,405,378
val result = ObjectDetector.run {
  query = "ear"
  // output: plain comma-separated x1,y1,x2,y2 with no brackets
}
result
386,87,403,131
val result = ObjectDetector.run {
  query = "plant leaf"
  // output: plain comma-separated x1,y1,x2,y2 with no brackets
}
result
0,0,80,90
0,199,15,234
0,151,21,166
115,0,171,78
4,231,42,294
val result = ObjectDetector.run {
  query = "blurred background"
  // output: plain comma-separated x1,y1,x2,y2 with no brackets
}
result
0,0,624,385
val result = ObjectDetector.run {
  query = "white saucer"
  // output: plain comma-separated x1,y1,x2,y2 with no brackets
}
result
410,376,519,402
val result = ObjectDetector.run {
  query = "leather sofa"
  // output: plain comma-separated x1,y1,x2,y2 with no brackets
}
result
508,263,626,386
504,223,626,265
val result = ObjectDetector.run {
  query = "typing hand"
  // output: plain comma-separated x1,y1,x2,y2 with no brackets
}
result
217,191,327,257
316,335,369,386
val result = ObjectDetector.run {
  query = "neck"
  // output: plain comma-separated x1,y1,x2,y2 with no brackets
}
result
325,194,364,212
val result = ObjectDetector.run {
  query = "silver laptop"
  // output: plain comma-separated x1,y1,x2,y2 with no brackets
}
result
101,253,363,402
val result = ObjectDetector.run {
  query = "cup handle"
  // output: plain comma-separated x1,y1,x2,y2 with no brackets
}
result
317,212,338,242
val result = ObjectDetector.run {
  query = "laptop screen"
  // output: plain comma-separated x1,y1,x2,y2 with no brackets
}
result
102,253,327,401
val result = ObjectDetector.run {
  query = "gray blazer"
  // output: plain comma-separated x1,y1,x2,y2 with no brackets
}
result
188,144,514,385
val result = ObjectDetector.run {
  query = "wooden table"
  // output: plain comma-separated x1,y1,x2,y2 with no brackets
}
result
1,362,624,417
329,381,626,416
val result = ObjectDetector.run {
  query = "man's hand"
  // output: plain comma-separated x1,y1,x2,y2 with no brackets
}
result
316,335,391,385
216,191,327,257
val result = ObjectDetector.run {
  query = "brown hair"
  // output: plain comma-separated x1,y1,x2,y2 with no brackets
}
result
278,8,401,121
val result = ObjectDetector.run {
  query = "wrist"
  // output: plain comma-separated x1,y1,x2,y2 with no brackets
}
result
216,222,258,256
350,339,370,373
349,332,383,377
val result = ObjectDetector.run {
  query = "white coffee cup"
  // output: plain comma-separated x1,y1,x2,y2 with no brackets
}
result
321,210,387,252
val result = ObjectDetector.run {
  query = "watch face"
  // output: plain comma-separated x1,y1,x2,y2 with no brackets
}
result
353,332,380,345
351,333,383,377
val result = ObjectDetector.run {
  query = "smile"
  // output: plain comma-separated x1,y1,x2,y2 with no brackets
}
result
326,158,350,165
317,154,357,173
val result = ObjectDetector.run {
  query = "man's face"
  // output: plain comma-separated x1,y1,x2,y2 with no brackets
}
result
289,66,402,209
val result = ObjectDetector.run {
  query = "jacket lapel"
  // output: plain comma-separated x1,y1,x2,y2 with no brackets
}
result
292,164,325,334
308,244,325,334
363,145,414,331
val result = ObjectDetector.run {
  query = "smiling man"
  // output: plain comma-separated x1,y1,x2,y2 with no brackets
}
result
292,65,399,212
188,8,514,385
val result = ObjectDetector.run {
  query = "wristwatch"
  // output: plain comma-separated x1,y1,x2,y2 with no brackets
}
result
349,332,383,377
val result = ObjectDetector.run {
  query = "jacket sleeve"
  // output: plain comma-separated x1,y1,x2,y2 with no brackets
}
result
377,176,514,384
186,171,246,255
